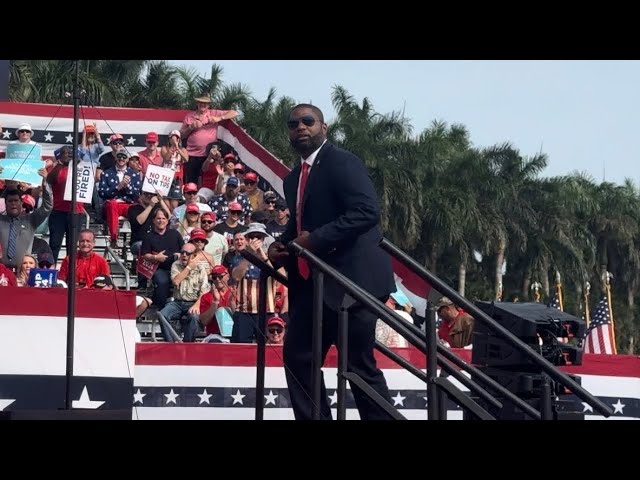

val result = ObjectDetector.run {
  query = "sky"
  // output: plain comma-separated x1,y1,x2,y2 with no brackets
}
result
170,60,640,186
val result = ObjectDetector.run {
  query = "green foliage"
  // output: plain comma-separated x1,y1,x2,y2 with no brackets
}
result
8,60,640,353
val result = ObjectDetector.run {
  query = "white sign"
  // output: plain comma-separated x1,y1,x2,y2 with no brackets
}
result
142,165,175,197
63,161,95,204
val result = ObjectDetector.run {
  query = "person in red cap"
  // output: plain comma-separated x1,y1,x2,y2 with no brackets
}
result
179,94,239,185
199,264,236,336
243,172,264,211
212,201,247,246
172,182,213,221
266,316,286,345
138,131,163,174
212,153,238,194
200,142,223,192
199,211,228,265
161,130,188,183
79,123,105,164
179,203,201,242
188,227,214,274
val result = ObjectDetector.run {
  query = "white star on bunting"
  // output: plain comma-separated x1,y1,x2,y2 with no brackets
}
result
328,391,338,406
133,389,146,404
72,386,105,409
264,390,278,406
231,389,245,405
43,132,53,142
581,402,594,413
198,389,212,405
127,136,136,145
612,399,625,414
0,399,16,411
392,392,406,407
164,389,179,405
65,134,73,143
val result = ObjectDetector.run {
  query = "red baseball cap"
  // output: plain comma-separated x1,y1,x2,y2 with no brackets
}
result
228,202,243,212
201,212,216,222
145,132,159,143
183,182,198,193
186,204,200,214
109,134,124,144
21,194,36,209
244,172,258,182
189,228,208,243
212,265,228,276
267,317,285,328
224,153,236,161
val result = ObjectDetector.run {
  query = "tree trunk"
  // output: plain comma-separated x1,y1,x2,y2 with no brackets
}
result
430,251,438,276
522,264,531,301
495,236,506,300
541,259,550,298
458,262,466,297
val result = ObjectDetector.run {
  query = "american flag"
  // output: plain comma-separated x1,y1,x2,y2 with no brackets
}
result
584,296,617,355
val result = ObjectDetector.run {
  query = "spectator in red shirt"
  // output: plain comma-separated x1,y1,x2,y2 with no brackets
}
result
0,244,17,286
199,265,236,336
58,229,110,288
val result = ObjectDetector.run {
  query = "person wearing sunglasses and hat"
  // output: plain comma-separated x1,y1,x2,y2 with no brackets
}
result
179,93,239,185
268,104,396,421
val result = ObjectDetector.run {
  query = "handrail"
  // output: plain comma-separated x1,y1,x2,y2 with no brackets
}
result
289,241,541,420
242,245,538,420
104,244,130,291
379,237,614,418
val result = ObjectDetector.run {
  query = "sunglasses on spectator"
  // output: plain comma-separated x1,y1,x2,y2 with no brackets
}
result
181,250,195,255
18,130,31,134
244,181,256,186
287,116,316,130
184,191,197,195
116,154,128,159
266,201,276,205
229,210,242,215
211,274,226,280
268,327,284,334
112,141,124,146
277,207,287,212
201,220,215,224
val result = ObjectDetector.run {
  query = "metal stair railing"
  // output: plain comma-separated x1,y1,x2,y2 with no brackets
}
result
242,244,516,420
379,237,614,419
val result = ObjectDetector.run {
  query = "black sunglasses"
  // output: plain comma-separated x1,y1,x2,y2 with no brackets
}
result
181,250,195,255
268,327,283,334
287,116,316,130
116,154,128,159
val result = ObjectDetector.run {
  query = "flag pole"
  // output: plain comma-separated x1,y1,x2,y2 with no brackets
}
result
583,281,591,328
555,270,563,311
64,60,81,410
605,272,617,354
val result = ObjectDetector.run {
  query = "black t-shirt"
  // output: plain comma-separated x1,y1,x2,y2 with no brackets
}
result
213,222,247,246
140,228,184,270
127,204,155,244
98,151,116,171
266,220,287,241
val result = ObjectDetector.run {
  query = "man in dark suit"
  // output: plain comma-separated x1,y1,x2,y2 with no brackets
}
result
268,104,395,420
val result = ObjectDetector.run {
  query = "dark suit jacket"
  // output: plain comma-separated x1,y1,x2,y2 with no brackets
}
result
280,142,395,309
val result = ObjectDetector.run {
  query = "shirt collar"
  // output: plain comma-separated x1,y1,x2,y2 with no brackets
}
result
300,140,327,168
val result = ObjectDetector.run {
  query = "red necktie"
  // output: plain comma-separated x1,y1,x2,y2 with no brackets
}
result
296,162,311,279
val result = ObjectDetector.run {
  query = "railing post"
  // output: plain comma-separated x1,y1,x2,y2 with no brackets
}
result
311,271,324,421
540,375,554,420
255,271,268,421
437,370,448,420
426,302,439,420
337,294,355,421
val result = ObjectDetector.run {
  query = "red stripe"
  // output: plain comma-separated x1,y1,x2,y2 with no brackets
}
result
0,101,188,122
134,343,640,377
221,120,290,180
0,286,136,319
391,257,431,299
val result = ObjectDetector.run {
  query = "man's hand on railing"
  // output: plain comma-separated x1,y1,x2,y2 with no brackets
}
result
293,231,313,251
268,241,289,267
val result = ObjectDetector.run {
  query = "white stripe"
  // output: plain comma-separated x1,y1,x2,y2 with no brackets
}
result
589,328,601,354
577,374,640,399
602,325,613,354
132,407,455,421
217,125,285,197
584,415,639,421
0,315,137,377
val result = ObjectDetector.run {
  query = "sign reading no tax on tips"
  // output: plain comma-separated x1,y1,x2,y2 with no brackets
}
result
142,165,175,197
